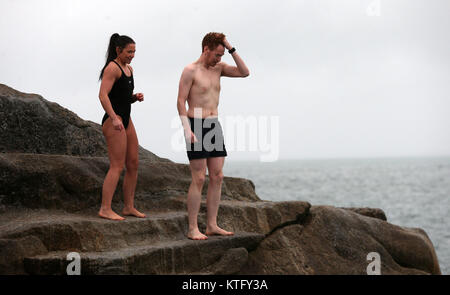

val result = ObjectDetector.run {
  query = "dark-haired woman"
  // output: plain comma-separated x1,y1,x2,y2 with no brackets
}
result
98,33,145,220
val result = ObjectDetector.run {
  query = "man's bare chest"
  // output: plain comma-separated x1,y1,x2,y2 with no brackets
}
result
192,69,221,93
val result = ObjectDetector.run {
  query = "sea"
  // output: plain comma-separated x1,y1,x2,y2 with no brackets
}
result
223,157,450,275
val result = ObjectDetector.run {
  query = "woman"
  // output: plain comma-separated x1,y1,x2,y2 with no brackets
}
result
98,33,145,220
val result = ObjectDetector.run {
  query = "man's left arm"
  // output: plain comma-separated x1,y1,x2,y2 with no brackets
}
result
221,38,250,78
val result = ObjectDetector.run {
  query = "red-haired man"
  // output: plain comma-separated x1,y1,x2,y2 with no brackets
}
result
177,32,250,240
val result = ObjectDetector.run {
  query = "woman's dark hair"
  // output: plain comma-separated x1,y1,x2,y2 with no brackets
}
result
99,33,135,80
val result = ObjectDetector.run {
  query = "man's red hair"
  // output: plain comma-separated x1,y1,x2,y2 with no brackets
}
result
202,32,225,52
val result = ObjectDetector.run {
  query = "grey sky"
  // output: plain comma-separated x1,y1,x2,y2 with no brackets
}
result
1,0,449,163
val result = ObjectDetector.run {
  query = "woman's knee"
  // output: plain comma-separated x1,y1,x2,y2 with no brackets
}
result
108,164,125,176
126,158,139,172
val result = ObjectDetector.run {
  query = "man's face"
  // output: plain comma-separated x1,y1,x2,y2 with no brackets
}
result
205,44,225,67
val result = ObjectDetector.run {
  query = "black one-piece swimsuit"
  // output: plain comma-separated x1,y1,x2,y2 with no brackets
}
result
101,60,134,129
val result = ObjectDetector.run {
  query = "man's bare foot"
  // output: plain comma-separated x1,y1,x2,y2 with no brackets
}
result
206,226,234,236
122,207,146,218
98,208,125,221
187,229,208,240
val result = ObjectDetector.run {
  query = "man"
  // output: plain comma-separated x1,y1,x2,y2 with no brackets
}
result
177,32,250,240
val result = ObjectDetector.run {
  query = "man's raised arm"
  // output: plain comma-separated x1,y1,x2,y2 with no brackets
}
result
221,37,250,78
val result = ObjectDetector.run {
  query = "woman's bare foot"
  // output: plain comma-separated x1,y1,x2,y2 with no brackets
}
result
98,208,125,221
206,226,234,236
187,228,208,240
122,207,146,218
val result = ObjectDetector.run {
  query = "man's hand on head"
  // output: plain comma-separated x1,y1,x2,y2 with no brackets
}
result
223,37,232,50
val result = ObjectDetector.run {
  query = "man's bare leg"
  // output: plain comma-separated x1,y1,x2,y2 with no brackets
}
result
205,156,234,236
187,159,208,240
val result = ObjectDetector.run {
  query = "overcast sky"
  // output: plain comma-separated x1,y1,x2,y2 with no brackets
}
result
1,0,449,163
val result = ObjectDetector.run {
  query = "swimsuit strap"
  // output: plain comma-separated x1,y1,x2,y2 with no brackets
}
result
111,60,126,76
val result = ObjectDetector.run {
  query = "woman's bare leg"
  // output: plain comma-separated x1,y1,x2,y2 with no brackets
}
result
122,118,145,218
99,116,127,220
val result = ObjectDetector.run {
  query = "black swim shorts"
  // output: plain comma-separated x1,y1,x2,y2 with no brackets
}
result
186,117,228,160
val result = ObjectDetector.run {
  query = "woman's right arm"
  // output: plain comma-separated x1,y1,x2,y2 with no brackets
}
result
99,64,124,131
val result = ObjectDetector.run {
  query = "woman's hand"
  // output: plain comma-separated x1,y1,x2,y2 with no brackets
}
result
135,93,144,102
112,117,124,131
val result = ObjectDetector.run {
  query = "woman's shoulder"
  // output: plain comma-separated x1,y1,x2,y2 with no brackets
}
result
104,61,122,77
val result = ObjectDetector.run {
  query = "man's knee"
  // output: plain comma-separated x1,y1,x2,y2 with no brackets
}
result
192,173,206,189
209,170,224,184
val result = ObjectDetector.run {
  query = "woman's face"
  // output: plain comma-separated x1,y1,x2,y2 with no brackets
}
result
117,43,136,64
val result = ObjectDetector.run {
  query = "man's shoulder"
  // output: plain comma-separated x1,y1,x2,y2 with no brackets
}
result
181,63,198,80
183,63,197,73
216,61,227,68
216,62,227,73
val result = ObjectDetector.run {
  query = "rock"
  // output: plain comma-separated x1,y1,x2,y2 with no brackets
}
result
240,206,441,275
215,201,311,235
0,153,260,211
0,236,47,274
23,234,264,275
239,224,314,275
341,207,387,221
0,84,442,275
220,177,258,201
0,83,165,161
202,247,249,275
